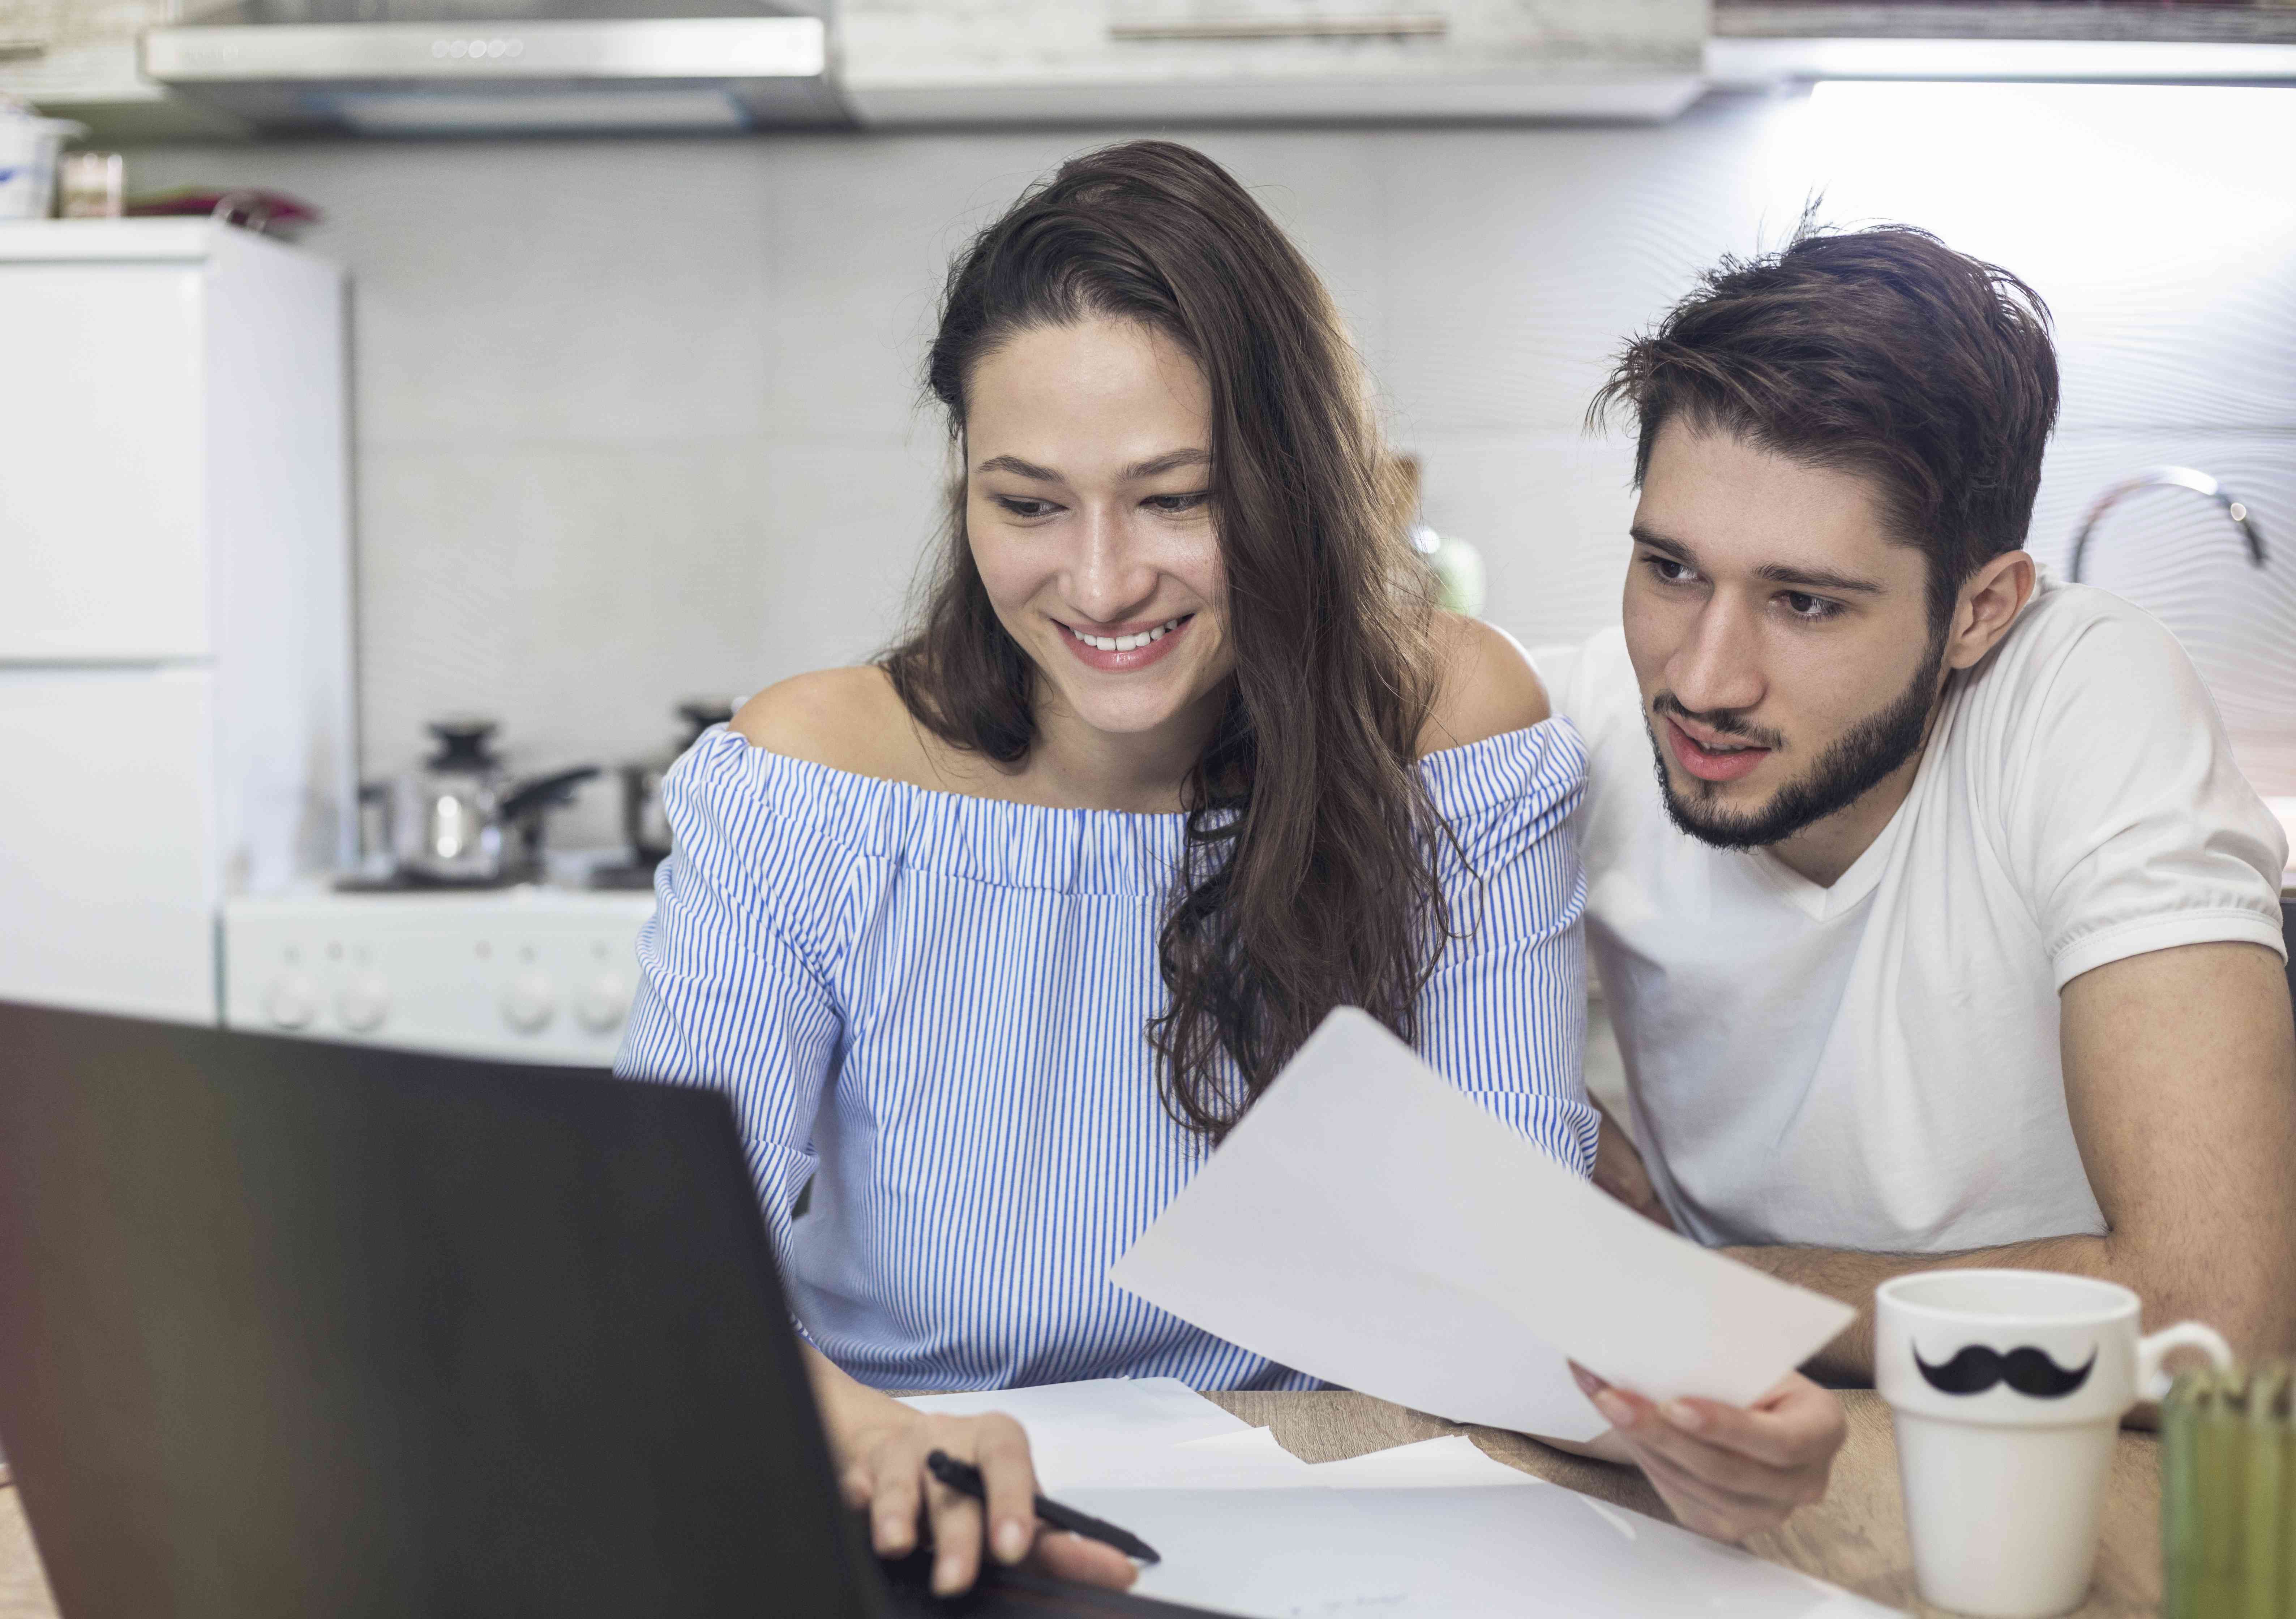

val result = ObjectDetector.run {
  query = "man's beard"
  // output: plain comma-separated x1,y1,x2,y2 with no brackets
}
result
1647,636,1946,851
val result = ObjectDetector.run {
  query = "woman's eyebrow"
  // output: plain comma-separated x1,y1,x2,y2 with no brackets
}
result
974,453,1062,481
1126,448,1210,479
973,449,1210,481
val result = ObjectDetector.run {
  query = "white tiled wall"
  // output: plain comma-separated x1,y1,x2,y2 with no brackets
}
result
1777,82,2296,796
122,81,2296,846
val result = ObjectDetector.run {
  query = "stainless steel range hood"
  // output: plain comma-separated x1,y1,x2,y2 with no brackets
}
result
142,1,843,134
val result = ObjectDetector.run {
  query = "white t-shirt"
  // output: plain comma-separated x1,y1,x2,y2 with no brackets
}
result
1541,581,2289,1254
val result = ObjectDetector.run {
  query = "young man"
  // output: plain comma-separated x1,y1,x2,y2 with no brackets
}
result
1542,228,2296,1415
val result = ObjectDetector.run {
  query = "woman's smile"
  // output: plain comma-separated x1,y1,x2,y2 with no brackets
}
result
1056,612,1195,671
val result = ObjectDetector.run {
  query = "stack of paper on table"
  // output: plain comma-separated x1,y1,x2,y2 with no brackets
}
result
904,1379,1892,1618
904,1378,1532,1493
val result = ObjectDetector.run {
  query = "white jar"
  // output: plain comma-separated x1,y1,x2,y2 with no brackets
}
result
0,104,90,220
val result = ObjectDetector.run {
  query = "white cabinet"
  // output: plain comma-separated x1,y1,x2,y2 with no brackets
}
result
0,258,208,660
838,0,1708,125
0,666,218,1023
0,221,352,1024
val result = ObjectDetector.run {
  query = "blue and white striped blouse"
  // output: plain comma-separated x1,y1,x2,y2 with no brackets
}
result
616,720,1594,1393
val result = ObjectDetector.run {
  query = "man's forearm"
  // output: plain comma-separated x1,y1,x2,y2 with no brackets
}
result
1725,1234,2118,1384
1671,948,2296,1389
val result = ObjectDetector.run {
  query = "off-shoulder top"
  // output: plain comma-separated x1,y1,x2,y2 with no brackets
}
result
615,720,1593,1392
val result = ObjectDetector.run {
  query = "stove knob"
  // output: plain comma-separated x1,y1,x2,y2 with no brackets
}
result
336,972,390,1033
502,971,556,1034
265,972,317,1030
575,972,629,1035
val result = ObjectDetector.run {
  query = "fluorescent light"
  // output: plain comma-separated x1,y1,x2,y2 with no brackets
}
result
328,88,750,134
1710,36,2296,88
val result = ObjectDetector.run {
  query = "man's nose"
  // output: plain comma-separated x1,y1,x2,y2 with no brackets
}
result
1666,597,1765,717
1064,505,1160,623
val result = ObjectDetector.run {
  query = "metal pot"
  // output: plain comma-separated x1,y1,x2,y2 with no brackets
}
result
621,699,735,864
384,718,599,886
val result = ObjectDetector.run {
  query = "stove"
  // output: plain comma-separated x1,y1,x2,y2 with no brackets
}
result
222,879,656,1067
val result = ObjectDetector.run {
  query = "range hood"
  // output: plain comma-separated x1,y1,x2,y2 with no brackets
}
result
141,1,843,134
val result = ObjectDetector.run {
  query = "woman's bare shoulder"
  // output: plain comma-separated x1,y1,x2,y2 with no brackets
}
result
730,666,933,781
1417,612,1551,757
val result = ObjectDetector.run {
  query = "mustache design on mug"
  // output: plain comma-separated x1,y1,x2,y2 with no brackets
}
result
1914,1343,2098,1399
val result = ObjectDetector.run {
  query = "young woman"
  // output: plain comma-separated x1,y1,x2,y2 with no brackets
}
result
618,141,1838,1596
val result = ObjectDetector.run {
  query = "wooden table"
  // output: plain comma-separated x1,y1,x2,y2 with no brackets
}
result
1207,1391,2162,1617
0,1391,2160,1618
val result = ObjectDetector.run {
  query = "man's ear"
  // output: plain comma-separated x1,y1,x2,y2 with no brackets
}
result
1944,550,2036,672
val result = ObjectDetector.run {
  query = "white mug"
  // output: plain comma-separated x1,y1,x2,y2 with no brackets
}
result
1874,1270,2233,1619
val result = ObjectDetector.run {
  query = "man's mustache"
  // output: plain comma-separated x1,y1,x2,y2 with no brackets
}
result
1914,1343,2098,1398
1650,692,1787,752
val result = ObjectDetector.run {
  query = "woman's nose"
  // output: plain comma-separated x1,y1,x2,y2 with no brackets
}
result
1064,507,1162,623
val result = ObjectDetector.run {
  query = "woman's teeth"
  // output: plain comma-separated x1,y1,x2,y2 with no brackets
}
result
1072,617,1185,653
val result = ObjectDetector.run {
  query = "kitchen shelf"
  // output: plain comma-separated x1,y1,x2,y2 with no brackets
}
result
1717,4,2296,45
1712,1,2296,82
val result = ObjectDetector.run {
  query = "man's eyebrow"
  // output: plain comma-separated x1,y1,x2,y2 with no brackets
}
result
1630,526,1886,597
1753,563,1886,596
974,454,1061,481
1126,448,1209,480
1629,526,1694,561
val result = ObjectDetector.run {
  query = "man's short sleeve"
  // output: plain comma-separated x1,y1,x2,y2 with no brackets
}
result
1995,591,2288,989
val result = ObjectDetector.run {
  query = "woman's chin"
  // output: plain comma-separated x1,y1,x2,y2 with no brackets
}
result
1059,691,1201,740
1035,660,1229,744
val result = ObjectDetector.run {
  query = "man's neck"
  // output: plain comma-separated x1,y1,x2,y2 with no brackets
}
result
1765,744,1928,890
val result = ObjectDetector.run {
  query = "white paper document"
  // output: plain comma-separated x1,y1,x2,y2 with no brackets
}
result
900,1378,1269,1492
1081,1484,1893,1619
901,1380,1532,1493
1110,1010,1856,1442
1303,1434,1538,1490
898,1379,1889,1616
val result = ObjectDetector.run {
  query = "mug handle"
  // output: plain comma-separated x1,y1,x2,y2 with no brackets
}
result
2137,1321,2236,1403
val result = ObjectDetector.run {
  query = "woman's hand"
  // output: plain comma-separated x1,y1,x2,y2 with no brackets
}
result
805,1348,1137,1597
1570,1364,1845,1543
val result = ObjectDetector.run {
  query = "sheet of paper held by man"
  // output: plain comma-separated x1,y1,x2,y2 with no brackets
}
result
1109,1009,1857,1442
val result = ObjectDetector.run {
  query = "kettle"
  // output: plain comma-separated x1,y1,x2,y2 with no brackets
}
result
387,719,600,886
622,699,736,866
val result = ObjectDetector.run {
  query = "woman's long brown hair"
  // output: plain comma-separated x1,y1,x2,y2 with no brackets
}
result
884,139,1448,1143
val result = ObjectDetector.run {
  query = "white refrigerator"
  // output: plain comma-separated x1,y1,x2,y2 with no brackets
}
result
0,220,352,1024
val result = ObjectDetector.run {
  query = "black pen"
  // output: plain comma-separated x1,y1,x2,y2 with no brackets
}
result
925,1448,1162,1566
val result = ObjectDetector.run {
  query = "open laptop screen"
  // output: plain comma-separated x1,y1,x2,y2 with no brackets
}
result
0,1001,874,1619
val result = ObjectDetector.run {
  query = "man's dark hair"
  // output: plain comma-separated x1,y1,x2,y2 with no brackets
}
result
1589,222,2060,630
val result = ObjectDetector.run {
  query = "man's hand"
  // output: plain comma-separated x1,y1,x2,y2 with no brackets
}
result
1591,1099,1677,1231
1571,1363,1844,1542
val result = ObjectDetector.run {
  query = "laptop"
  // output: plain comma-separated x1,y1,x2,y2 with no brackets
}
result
0,1001,1219,1618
